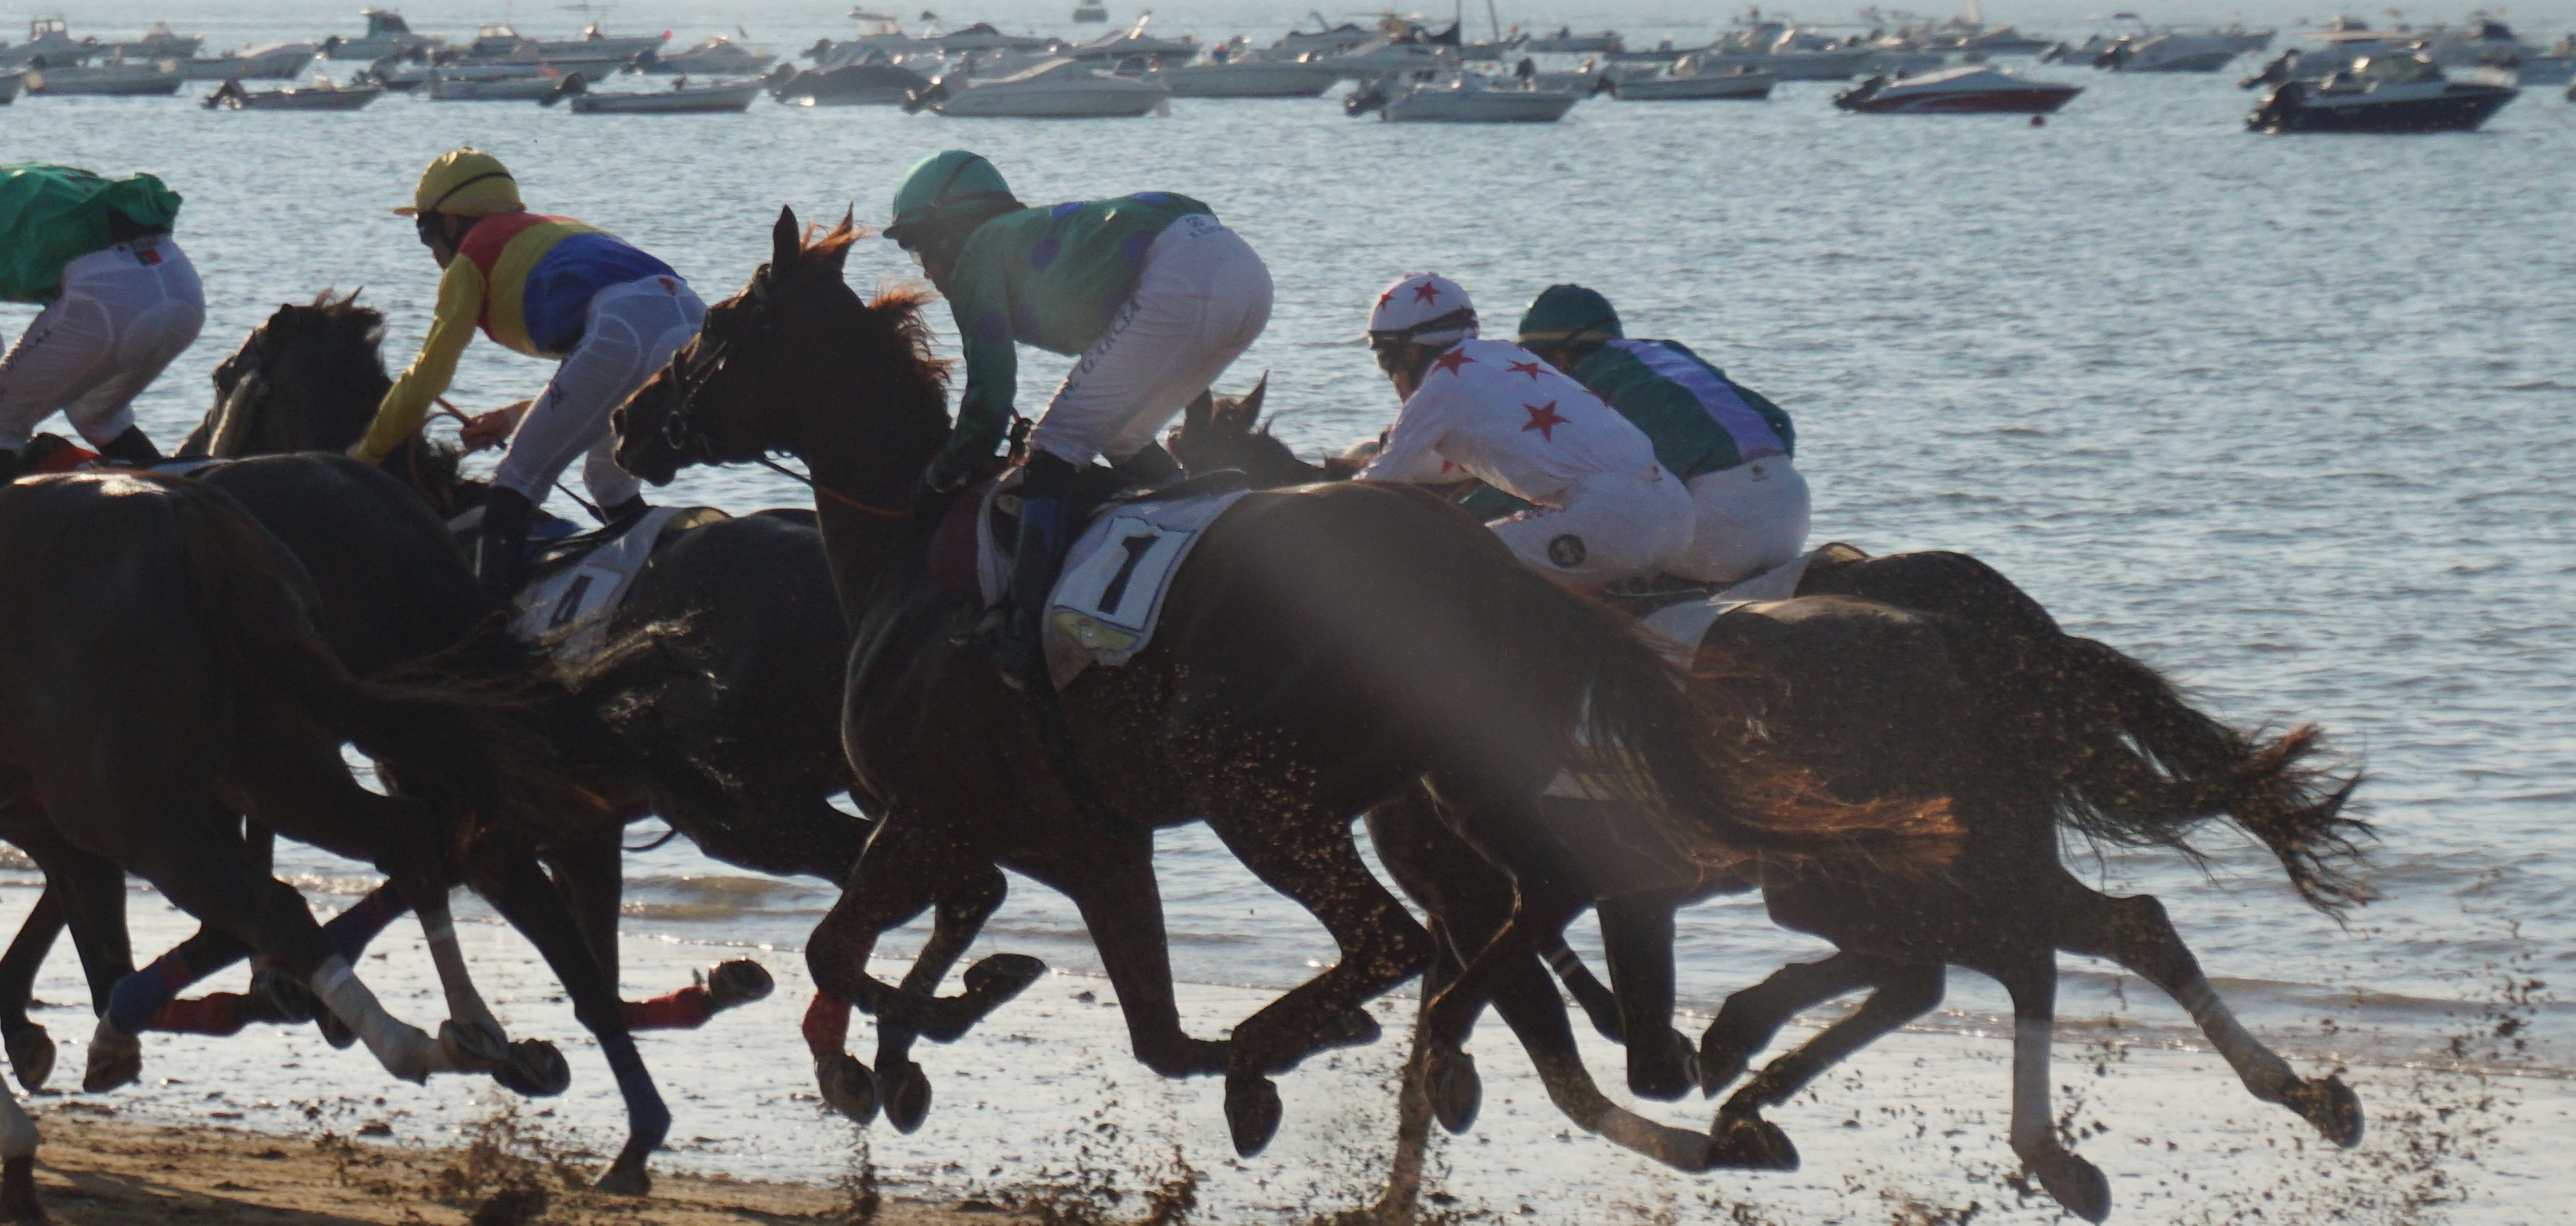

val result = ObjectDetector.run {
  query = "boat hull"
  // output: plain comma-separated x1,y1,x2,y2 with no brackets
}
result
2118,51,2239,72
572,82,762,112
1160,62,1340,96
221,87,384,110
0,72,18,102
1616,70,1775,100
1846,85,2080,113
1384,89,1580,122
426,75,564,100
26,68,186,96
934,81,1167,117
2252,83,2517,132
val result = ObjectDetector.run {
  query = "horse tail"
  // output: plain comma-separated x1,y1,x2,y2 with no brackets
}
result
1479,562,1956,874
164,480,602,848
2028,634,2370,915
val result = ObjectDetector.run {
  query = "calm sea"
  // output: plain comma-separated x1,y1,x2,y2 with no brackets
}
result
4,1,2571,1214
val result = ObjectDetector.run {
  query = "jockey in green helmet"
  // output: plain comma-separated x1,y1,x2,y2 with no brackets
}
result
885,149,1274,688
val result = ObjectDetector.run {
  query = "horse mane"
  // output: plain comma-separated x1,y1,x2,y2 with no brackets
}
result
863,283,953,393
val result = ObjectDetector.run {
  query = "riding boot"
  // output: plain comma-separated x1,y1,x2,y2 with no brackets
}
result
475,486,536,601
602,493,651,531
0,450,22,483
1111,441,1187,490
994,451,1080,690
95,426,162,467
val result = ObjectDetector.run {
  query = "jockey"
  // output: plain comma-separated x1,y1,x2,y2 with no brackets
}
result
884,149,1274,686
1357,273,1692,590
0,163,204,480
1517,285,1810,584
350,148,704,595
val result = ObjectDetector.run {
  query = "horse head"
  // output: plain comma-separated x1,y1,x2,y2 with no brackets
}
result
613,205,950,509
196,291,391,458
1167,371,1274,474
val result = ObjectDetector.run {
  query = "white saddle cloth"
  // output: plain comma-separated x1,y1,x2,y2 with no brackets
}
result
509,506,710,665
978,485,1254,691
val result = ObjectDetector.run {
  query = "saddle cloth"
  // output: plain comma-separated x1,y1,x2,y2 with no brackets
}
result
976,476,1254,691
509,506,727,664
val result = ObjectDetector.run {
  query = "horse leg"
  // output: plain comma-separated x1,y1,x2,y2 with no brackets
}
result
0,888,64,1092
1542,940,1627,1044
1712,958,1940,1162
2057,885,2361,1147
473,849,665,1194
1203,800,1432,1158
1992,955,2110,1223
871,864,1017,1134
1694,951,1883,1096
1595,893,1696,1100
541,824,624,986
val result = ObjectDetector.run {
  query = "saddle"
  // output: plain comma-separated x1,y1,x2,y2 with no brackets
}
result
499,505,730,663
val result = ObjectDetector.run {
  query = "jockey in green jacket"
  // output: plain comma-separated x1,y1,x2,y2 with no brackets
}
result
885,149,1273,686
1517,285,1810,584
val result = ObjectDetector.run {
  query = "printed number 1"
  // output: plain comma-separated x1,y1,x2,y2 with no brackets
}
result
1097,531,1161,615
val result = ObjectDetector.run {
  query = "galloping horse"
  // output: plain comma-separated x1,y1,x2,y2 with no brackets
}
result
1170,381,2369,1221
609,208,1951,1163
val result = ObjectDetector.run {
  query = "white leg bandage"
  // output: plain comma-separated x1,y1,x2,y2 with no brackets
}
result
311,955,432,1082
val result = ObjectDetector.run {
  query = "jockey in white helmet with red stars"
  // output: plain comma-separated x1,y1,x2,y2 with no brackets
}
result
1356,272,1693,590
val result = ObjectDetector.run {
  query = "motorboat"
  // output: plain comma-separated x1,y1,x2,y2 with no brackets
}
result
370,54,628,90
908,57,1168,117
466,22,665,65
1834,64,2082,113
100,22,202,60
1349,70,1584,122
425,70,573,100
1275,19,1378,56
2097,33,2248,72
24,59,186,95
549,74,763,112
1315,36,1458,79
1155,51,1342,97
203,77,383,109
1523,29,1622,55
2,17,91,68
2249,53,2516,133
1612,56,1775,100
934,22,1057,54
324,10,442,60
2414,19,2538,69
647,36,775,76
1073,4,1110,23
0,71,21,102
184,43,319,81
1063,15,1196,67
767,58,931,104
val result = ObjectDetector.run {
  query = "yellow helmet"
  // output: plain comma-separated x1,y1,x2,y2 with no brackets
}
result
392,148,523,218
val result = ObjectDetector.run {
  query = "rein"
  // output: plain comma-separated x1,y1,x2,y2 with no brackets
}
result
754,456,909,519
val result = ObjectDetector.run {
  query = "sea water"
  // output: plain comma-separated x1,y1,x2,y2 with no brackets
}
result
4,3,2572,1220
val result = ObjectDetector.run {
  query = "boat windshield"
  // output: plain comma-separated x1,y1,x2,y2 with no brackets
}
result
2356,54,2441,83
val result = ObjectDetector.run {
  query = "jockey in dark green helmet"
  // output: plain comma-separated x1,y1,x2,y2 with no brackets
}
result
885,149,1274,688
1517,285,1810,584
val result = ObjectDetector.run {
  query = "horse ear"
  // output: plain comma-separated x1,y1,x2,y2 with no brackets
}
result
1184,389,1214,430
772,205,801,268
821,207,857,275
1240,371,1268,420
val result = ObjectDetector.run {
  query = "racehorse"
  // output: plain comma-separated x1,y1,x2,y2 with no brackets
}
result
1170,380,2370,1221
608,207,1952,1163
0,471,586,1219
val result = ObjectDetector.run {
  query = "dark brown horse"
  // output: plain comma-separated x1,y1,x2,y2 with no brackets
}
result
1169,382,2369,1221
0,471,589,1220
608,208,1950,1164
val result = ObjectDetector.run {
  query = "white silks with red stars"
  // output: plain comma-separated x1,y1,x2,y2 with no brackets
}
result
1360,337,1665,509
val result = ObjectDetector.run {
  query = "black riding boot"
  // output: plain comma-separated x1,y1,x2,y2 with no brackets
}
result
0,449,22,483
95,427,162,467
476,486,536,600
995,451,1080,690
1110,441,1184,490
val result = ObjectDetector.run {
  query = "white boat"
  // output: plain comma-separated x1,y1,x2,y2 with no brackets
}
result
1156,52,1342,97
1613,57,1775,100
100,22,202,60
768,58,932,104
1274,20,1378,56
426,71,570,100
1834,64,2082,113
912,57,1168,116
1523,29,1623,55
2099,33,2248,72
1074,5,1110,23
648,35,775,75
0,71,20,102
467,23,665,65
934,22,1057,54
204,77,383,109
1315,35,1458,79
324,9,442,60
375,55,626,90
25,60,186,95
1063,14,1196,66
555,75,762,112
1353,71,1584,122
2,17,91,68
185,42,319,81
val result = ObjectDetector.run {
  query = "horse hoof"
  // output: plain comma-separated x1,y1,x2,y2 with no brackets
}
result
491,1040,571,1098
2029,1150,2111,1223
0,1154,41,1224
706,960,774,1012
1224,1075,1282,1157
1628,1029,1694,1102
246,966,318,1024
1428,1048,1481,1135
1709,1110,1799,1171
6,1024,53,1093
82,1028,141,1095
961,954,1046,1001
592,1154,651,1197
317,1007,357,1050
819,1053,879,1127
2286,1074,2364,1148
438,1019,509,1071
881,1060,933,1134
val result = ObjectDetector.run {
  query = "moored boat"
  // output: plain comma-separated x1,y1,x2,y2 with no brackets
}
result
425,70,571,100
647,35,775,76
767,59,931,105
203,77,383,109
908,56,1168,117
184,42,319,81
1155,54,1342,97
2249,53,2516,133
323,9,442,60
1834,64,2082,113
23,59,185,96
1612,55,1775,100
0,70,20,102
1,17,93,68
552,75,763,112
1350,70,1584,122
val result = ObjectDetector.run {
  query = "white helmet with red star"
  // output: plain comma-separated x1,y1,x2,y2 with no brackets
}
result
1366,272,1478,350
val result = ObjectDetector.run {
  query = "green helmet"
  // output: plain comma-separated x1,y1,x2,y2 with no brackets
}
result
885,150,1015,246
1517,284,1624,351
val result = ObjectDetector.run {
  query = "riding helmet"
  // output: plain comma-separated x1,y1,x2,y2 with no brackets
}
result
884,150,1017,246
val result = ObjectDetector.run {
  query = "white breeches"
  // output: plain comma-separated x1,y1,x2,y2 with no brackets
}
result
0,238,205,453
493,275,704,509
1667,455,1812,584
1027,214,1274,467
1492,463,1694,590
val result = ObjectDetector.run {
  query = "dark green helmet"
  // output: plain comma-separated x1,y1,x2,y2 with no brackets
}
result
885,150,1015,246
1517,284,1623,351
